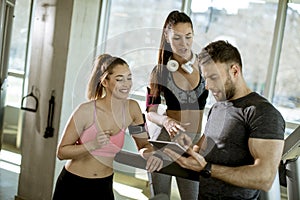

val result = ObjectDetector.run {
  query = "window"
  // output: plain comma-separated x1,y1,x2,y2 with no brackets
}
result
104,0,181,111
191,0,278,106
274,3,300,124
6,0,31,107
5,75,23,106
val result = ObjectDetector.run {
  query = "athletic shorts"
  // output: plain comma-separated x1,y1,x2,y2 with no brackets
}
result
52,167,114,200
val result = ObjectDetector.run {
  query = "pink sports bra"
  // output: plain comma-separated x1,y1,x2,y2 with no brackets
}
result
76,101,126,157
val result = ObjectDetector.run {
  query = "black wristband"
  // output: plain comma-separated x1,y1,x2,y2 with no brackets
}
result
199,162,211,178
128,124,146,134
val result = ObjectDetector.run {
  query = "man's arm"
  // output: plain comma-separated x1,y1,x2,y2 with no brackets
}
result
164,137,284,191
212,138,284,191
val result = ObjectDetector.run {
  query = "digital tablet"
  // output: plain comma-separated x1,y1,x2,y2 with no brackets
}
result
148,140,189,157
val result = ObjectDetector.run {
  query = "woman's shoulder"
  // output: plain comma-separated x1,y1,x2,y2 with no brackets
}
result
128,98,140,109
127,99,144,124
77,100,94,109
73,100,94,115
151,65,166,76
128,99,143,115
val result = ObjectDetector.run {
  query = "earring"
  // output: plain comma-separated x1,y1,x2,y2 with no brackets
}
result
101,87,106,98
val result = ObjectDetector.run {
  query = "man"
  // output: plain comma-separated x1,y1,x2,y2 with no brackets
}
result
164,40,285,199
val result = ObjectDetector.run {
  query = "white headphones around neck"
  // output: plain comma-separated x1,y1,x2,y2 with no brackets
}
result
166,53,196,74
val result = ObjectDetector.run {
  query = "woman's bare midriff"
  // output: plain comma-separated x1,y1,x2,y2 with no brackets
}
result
65,154,114,178
166,109,204,133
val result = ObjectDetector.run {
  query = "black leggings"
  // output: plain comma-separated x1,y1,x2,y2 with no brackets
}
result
52,167,114,200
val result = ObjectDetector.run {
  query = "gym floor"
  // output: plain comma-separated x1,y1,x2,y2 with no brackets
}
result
0,144,287,200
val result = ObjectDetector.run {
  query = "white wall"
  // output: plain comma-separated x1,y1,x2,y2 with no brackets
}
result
17,0,73,199
18,1,148,199
53,0,101,191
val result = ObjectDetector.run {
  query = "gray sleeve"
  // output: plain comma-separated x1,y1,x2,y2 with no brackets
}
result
248,102,285,140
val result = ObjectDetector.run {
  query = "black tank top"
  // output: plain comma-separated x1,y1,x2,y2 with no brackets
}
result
162,70,208,110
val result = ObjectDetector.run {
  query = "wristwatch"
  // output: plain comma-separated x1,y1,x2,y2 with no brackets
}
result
199,162,211,178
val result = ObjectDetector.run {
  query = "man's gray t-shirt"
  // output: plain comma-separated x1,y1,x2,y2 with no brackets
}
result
199,92,285,200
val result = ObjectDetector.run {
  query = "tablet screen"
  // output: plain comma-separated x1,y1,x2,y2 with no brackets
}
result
148,140,188,156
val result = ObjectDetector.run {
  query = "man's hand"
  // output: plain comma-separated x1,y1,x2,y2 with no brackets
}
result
164,134,207,172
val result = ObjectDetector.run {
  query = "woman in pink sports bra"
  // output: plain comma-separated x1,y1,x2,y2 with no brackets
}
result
53,54,163,200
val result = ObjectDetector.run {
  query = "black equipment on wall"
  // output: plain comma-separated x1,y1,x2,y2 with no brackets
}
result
44,90,55,138
21,85,39,112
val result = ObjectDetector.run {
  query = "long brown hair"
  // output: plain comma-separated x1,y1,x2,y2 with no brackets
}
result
149,10,193,97
87,54,128,100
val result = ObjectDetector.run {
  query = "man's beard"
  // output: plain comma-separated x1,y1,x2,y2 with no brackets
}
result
224,76,236,100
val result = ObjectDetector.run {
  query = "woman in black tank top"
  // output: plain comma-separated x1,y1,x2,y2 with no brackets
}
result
146,10,208,200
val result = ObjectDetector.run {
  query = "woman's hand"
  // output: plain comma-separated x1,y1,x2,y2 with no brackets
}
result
88,130,112,150
145,153,164,172
173,133,193,149
162,117,189,138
